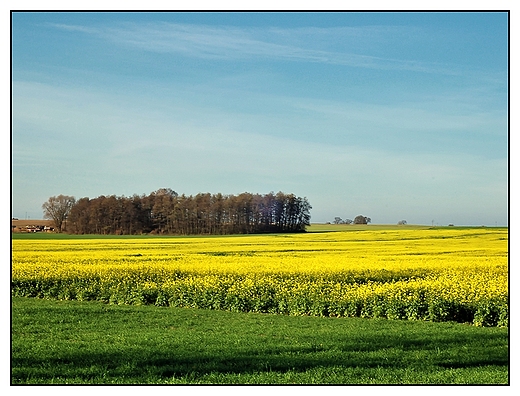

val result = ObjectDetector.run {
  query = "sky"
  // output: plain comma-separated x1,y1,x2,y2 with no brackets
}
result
10,10,509,226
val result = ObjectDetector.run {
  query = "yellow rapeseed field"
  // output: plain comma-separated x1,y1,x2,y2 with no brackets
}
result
11,227,508,326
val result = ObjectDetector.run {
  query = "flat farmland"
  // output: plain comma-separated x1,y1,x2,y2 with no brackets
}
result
11,226,508,326
11,226,509,384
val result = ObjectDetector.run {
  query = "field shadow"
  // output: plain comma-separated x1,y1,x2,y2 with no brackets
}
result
12,331,509,383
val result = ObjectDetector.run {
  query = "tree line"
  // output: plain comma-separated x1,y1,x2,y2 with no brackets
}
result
43,189,312,235
333,215,372,225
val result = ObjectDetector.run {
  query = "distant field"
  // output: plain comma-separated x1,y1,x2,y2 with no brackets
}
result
308,223,432,232
307,223,500,232
11,219,53,227
10,221,496,235
12,226,508,327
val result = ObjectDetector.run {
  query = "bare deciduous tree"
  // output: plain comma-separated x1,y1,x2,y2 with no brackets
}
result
42,195,76,232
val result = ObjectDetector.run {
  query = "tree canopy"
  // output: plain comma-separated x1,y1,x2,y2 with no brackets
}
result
61,190,311,235
42,195,76,232
354,215,371,225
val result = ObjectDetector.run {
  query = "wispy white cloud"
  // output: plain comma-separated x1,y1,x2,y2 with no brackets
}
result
284,95,507,136
12,79,507,224
49,22,464,75
47,23,98,34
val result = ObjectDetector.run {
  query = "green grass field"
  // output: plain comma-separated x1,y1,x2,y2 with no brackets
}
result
11,297,509,384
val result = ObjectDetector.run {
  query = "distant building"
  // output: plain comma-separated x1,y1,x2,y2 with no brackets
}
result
11,220,54,233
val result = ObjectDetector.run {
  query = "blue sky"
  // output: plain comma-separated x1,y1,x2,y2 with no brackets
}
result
11,11,509,225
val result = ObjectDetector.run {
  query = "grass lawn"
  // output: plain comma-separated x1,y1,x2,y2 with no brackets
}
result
11,297,509,385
